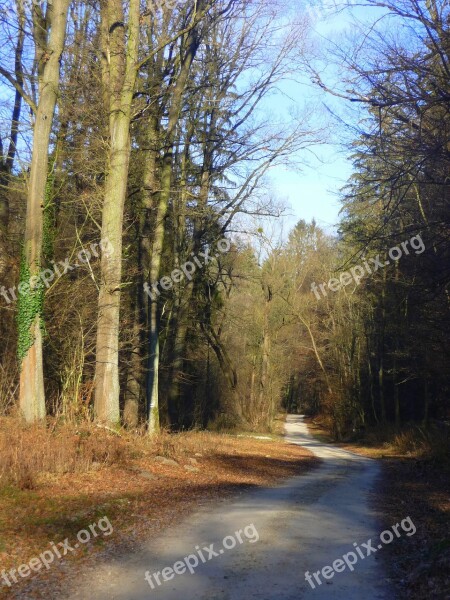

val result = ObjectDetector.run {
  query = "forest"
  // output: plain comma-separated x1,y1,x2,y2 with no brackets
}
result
0,2,449,599
0,0,448,439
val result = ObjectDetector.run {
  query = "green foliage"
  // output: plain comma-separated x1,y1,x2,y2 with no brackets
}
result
42,159,56,262
17,161,56,364
16,257,45,365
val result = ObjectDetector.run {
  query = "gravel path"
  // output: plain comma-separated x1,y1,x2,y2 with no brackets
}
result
63,414,393,600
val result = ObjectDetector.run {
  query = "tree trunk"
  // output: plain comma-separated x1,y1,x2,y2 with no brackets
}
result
422,377,429,426
165,125,211,422
19,0,70,423
124,294,142,428
95,113,131,424
258,301,271,426
146,26,201,433
0,0,25,279
378,271,387,422
94,0,140,425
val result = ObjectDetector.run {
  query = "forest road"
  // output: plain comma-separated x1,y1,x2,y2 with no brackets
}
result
66,415,394,600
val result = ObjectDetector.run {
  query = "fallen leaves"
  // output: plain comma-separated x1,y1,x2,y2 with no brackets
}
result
0,429,319,599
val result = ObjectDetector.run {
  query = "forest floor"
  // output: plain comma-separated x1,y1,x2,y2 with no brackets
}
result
305,417,450,599
7,415,394,600
0,416,318,599
1,415,448,599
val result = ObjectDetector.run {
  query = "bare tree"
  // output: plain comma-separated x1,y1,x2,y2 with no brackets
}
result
94,0,141,425
0,0,71,422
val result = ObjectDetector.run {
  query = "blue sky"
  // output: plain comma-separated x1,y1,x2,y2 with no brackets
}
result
263,1,384,234
269,152,351,233
0,0,379,237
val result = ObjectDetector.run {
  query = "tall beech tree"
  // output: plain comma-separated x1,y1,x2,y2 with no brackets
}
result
95,0,217,427
3,0,71,423
94,0,141,425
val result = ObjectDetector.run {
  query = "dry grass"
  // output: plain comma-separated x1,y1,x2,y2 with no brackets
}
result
305,415,450,465
390,426,450,464
0,419,240,490
0,419,128,489
0,417,319,599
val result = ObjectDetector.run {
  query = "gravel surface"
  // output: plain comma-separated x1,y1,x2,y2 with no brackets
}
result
62,415,393,600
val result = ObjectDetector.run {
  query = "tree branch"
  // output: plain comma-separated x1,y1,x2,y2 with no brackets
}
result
0,65,37,113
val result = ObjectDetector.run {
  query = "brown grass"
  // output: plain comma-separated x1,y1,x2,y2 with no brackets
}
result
305,415,450,464
0,417,319,599
0,419,129,489
0,419,245,490
389,426,450,463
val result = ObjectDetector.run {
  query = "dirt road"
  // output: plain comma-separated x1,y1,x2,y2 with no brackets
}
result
65,415,394,599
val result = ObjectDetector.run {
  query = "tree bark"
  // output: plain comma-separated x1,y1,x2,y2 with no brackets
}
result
257,280,274,427
146,23,201,433
19,0,70,423
94,0,140,425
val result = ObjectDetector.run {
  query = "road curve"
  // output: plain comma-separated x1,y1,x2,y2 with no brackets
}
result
65,415,393,600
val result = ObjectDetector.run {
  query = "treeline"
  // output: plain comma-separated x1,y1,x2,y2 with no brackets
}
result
0,0,448,436
281,0,450,434
331,0,450,434
0,0,314,430
212,0,450,435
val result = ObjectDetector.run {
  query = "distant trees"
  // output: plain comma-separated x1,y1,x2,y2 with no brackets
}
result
220,0,449,434
291,0,450,434
118,0,314,431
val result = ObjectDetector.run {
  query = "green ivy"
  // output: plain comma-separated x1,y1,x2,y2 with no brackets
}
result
43,158,56,262
17,160,56,364
16,257,45,365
